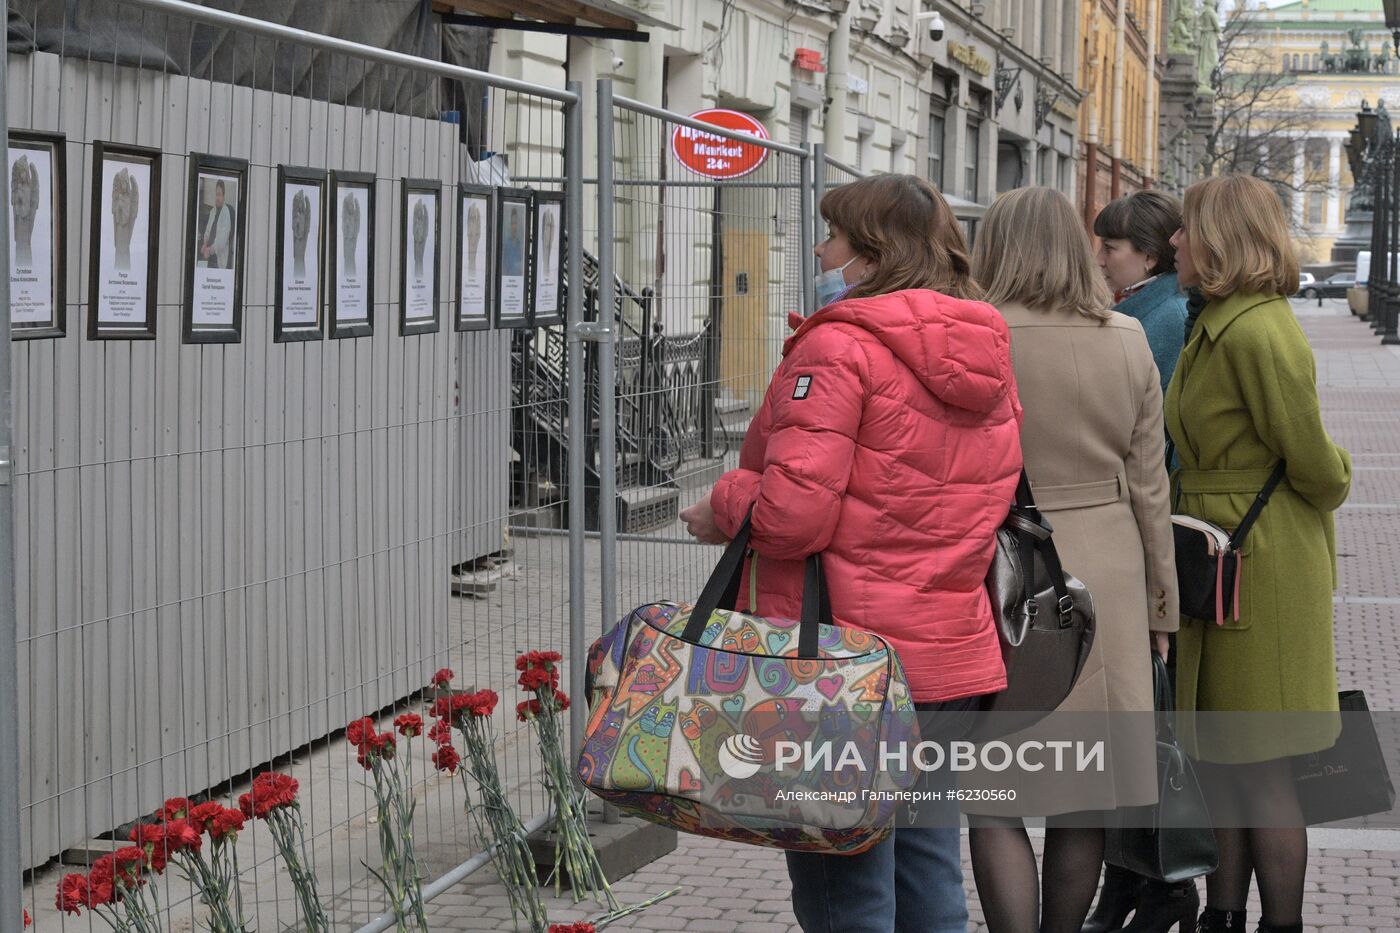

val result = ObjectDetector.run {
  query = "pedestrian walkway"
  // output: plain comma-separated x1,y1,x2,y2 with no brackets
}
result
437,300,1400,932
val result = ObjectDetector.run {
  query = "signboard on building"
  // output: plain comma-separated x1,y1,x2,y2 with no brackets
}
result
672,109,771,179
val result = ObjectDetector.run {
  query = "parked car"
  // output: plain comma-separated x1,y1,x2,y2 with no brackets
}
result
1300,273,1355,299
1298,272,1316,289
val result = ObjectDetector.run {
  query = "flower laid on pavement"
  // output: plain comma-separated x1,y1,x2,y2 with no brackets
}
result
428,670,550,933
347,715,430,932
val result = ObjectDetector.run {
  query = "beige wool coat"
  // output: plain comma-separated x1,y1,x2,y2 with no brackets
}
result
965,302,1179,815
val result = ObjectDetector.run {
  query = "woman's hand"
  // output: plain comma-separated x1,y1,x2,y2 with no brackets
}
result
679,491,728,545
1151,631,1170,660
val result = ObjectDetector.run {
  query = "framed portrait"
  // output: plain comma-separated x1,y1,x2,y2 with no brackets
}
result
9,131,66,339
529,191,564,327
399,178,440,336
275,165,327,343
455,184,493,332
329,170,375,339
494,187,531,329
88,141,160,340
182,152,248,344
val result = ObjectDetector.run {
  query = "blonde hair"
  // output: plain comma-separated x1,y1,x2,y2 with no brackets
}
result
1182,174,1300,300
972,187,1113,321
820,174,982,301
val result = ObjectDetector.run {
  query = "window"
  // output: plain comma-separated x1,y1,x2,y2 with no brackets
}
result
966,116,982,201
1308,194,1325,226
928,109,946,189
1038,148,1053,187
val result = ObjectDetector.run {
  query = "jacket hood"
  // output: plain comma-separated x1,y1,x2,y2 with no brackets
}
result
784,288,1016,415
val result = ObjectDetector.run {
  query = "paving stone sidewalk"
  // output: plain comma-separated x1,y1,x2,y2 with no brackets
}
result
427,300,1400,932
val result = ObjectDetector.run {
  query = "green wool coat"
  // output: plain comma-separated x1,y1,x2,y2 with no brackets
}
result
1163,291,1352,763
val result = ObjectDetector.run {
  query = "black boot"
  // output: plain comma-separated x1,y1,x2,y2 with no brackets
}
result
1082,864,1147,933
1120,880,1200,933
1196,907,1247,932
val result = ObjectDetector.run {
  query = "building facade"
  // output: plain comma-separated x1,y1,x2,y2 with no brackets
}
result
1236,0,1400,263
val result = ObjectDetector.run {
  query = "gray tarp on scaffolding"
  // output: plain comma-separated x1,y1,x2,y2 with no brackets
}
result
7,0,444,116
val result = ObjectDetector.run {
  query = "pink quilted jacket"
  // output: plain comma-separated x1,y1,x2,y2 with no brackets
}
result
710,289,1023,702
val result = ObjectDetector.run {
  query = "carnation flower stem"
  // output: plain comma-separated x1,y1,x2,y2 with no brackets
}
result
590,887,681,929
264,809,329,933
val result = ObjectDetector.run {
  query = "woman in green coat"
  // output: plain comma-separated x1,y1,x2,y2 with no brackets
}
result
1165,174,1351,933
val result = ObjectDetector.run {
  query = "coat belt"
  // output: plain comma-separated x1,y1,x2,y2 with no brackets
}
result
1030,474,1123,510
1176,467,1281,494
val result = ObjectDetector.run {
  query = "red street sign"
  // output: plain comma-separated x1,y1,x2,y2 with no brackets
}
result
671,109,771,180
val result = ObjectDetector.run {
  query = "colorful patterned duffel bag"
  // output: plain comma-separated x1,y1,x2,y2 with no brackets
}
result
576,518,918,855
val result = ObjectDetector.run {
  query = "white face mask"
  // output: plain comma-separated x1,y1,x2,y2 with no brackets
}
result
815,256,860,308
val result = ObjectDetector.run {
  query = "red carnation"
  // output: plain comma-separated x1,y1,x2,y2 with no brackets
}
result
548,923,596,933
517,666,559,692
128,823,170,873
209,807,245,842
432,668,454,687
346,716,375,748
164,819,203,856
112,847,147,886
432,744,461,774
428,718,453,746
465,689,498,717
516,650,562,672
86,856,117,906
189,801,224,835
554,689,570,712
240,772,299,819
160,797,191,821
23,909,29,927
394,713,423,737
516,699,540,721
56,873,87,915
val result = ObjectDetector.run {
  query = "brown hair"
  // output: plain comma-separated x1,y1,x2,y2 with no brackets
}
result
819,174,982,301
1092,189,1182,275
972,187,1114,321
1182,174,1300,300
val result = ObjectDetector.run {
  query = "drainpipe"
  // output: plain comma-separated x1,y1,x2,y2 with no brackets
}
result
1111,0,1125,198
825,5,853,161
1144,0,1159,182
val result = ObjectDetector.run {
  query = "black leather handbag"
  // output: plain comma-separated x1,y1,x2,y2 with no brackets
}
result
977,471,1096,738
1172,457,1286,625
1294,690,1396,826
1104,654,1218,883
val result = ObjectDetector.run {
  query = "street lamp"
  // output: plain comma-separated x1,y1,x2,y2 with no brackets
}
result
1384,0,1400,58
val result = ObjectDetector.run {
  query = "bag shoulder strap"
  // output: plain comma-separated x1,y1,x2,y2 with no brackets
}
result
1228,460,1287,550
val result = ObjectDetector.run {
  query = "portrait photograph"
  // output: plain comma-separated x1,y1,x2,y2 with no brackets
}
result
399,178,440,336
530,191,564,327
329,170,375,339
182,152,248,343
494,187,531,329
89,141,160,339
275,165,326,342
456,184,492,332
9,131,66,338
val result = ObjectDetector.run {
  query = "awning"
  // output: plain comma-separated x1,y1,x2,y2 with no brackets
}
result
432,0,676,32
944,193,988,219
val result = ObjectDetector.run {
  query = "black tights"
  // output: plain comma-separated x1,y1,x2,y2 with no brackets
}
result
1195,758,1307,926
968,814,1105,933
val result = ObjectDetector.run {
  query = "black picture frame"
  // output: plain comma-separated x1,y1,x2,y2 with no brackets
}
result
88,140,161,340
455,183,493,333
528,190,565,328
182,152,248,344
274,165,327,343
399,178,441,337
328,170,376,340
8,130,67,339
493,187,532,330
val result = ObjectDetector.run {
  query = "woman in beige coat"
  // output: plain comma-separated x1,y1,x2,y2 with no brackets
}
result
966,188,1178,933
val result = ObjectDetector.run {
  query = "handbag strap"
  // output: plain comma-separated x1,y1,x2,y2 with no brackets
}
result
1228,460,1287,550
1008,470,1076,627
684,510,829,658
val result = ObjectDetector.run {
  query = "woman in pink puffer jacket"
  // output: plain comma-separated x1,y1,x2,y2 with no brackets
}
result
680,173,1023,932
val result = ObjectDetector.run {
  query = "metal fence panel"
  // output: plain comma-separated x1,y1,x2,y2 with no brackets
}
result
10,0,581,928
